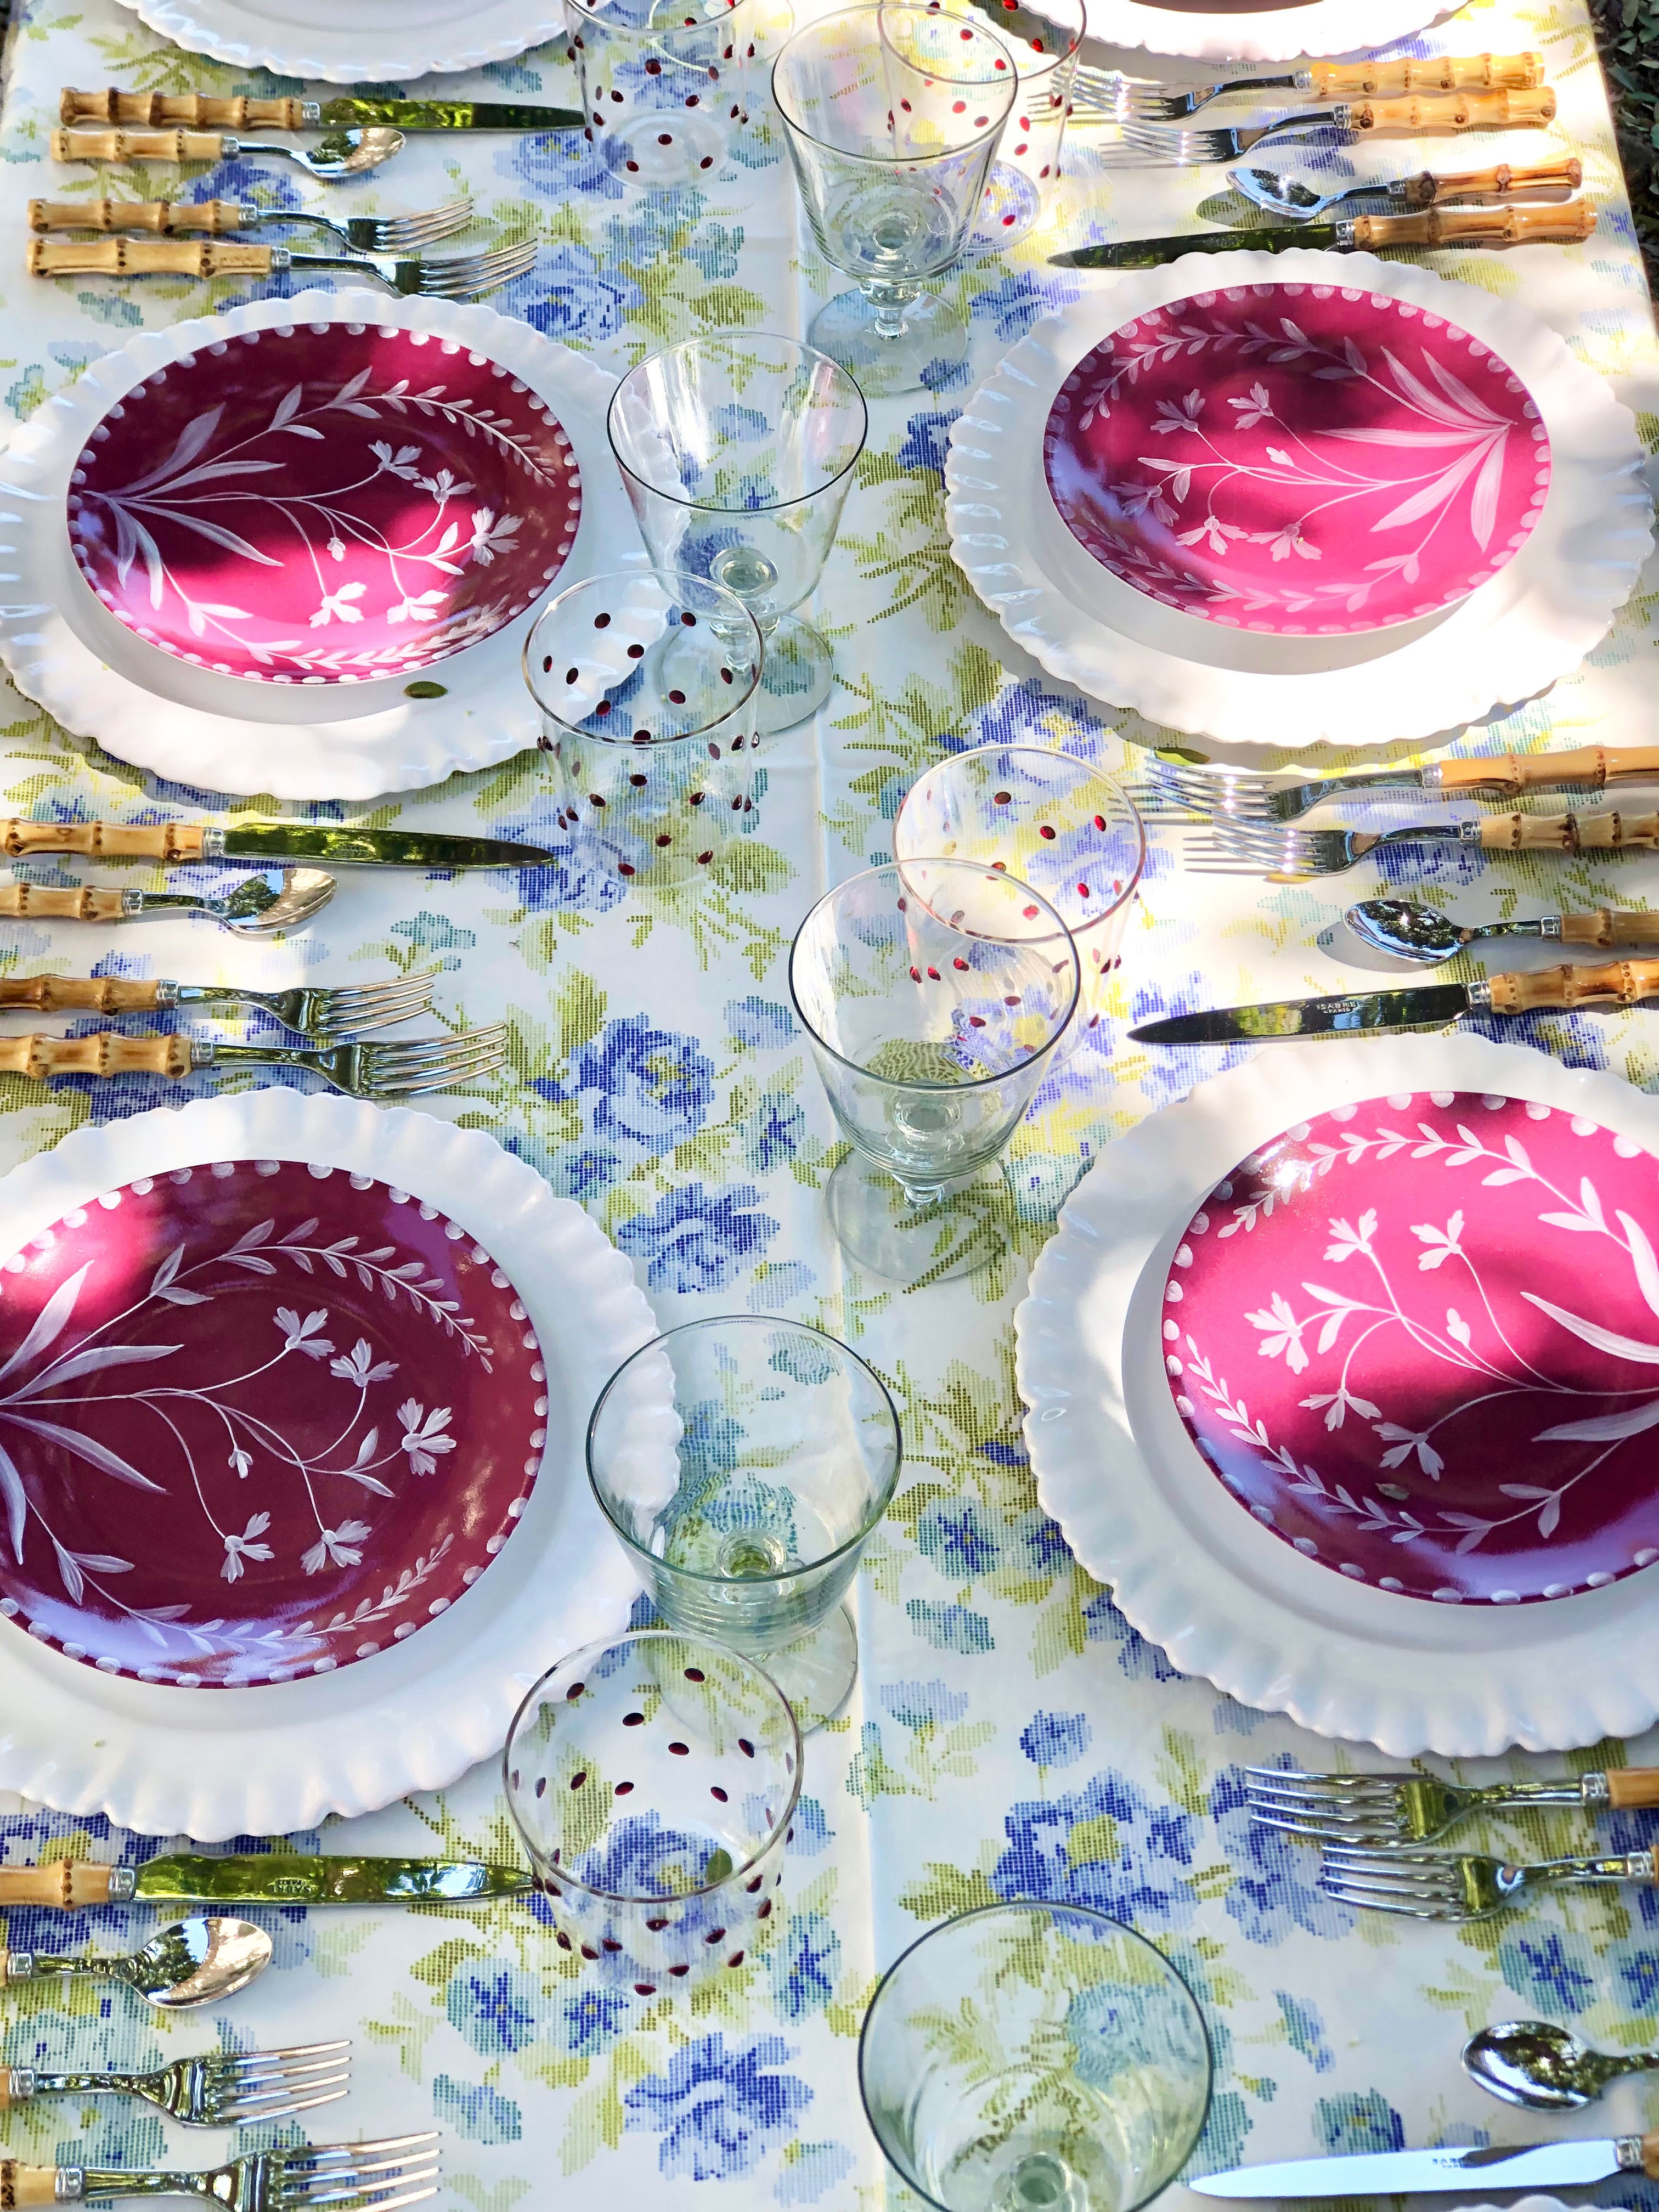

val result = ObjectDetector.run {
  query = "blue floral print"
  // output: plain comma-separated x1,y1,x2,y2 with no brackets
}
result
446,1963,543,2056
566,1012,716,1153
994,1768,1201,1928
624,2033,812,2180
726,995,795,1047
1020,1710,1093,1769
617,1181,781,1291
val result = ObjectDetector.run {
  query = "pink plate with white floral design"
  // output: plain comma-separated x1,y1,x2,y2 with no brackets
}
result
65,324,583,685
1043,281,1551,635
1166,1091,1659,1605
0,1160,547,1685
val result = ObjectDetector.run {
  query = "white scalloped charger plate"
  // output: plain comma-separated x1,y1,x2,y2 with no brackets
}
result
1080,0,1469,65
0,1091,655,1838
1015,1034,1659,1757
0,289,640,803
108,0,563,83
945,251,1652,753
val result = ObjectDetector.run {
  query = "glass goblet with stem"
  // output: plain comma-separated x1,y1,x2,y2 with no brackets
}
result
504,1628,801,1995
522,568,764,891
607,333,868,736
859,1901,1214,2212
772,3,1017,396
894,744,1146,1052
588,1316,901,1729
789,859,1079,1285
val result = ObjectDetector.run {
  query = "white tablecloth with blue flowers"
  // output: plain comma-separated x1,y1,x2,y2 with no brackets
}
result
0,0,1657,2201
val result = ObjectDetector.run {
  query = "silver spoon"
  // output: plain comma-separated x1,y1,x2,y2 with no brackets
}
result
3,1916,272,2010
227,127,404,182
1346,898,1567,965
1229,165,1418,221
1464,2019,1659,2111
27,866,337,934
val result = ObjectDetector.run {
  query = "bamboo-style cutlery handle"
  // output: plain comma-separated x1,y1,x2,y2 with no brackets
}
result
1479,811,1659,851
0,2164,59,2205
0,818,210,859
0,975,161,1013
1442,745,1659,791
30,196,247,233
1558,910,1659,949
1491,960,1659,1013
0,1860,120,1905
1353,87,1556,131
1352,202,1594,246
0,884,128,921
1311,52,1544,95
1605,1767,1659,1808
30,237,272,278
0,1034,193,1079
1401,155,1582,200
51,126,232,164
60,87,309,129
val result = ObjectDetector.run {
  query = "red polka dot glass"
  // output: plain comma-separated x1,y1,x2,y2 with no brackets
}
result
789,859,1079,1283
972,0,1084,245
564,0,755,188
894,743,1144,1052
504,1629,801,1994
522,568,764,889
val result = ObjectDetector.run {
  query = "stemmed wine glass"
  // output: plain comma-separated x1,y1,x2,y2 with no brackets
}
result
772,3,1018,396
607,334,868,734
789,859,1079,1285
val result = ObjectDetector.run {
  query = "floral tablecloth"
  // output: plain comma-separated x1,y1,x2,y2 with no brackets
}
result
0,0,1657,2202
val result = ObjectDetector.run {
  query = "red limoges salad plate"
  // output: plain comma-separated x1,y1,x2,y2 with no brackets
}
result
66,323,583,686
1166,1092,1659,1606
1043,283,1550,636
0,1160,546,1685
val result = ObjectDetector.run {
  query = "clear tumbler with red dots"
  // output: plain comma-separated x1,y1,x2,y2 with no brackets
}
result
522,569,764,890
504,1629,801,1994
790,859,1079,1284
972,0,1085,243
564,0,757,187
894,744,1144,1054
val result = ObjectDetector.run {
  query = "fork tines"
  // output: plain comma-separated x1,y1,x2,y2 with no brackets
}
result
1318,1845,1474,1918
306,974,437,1039
1135,760,1293,824
274,2132,441,2212
1071,66,1231,121
209,2041,353,2123
1118,120,1250,163
358,1023,509,1095
1183,827,1322,875
410,240,537,300
358,198,474,250
1244,1767,1411,1845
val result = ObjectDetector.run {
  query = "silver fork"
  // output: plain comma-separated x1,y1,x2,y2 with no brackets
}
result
25,2132,440,2211
190,1025,509,1097
1073,63,1314,120
267,239,536,300
1114,107,1355,165
1322,1843,1659,1921
1137,759,1469,825
238,198,474,253
1,2041,351,2126
165,969,439,1041
1187,822,1482,876
1245,1763,1641,1847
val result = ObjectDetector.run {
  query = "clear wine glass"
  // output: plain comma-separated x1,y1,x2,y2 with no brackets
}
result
522,568,764,889
894,744,1145,1052
788,859,1079,1285
772,3,1018,396
564,0,755,187
607,334,868,735
587,1317,901,1729
860,1902,1214,2212
971,0,1086,243
504,1629,801,1995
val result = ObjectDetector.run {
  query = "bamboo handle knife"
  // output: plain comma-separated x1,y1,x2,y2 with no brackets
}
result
0,1860,120,1906
0,976,161,1012
1353,87,1556,131
0,2165,59,2204
1440,746,1659,791
1310,52,1545,94
51,126,236,164
1491,960,1659,1012
1350,201,1593,246
0,1034,193,1079
1479,811,1659,851
30,196,247,234
60,88,309,129
30,237,272,278
0,820,211,858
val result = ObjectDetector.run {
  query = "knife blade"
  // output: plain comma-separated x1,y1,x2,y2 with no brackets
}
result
1050,201,1596,269
1051,221,1344,268
0,1857,533,1907
1131,958,1659,1043
317,98,585,132
0,820,556,870
1192,2136,1642,2197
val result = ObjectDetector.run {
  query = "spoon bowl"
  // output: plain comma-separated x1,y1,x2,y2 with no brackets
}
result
1345,898,1469,963
1463,2018,1652,2111
1228,165,1395,222
219,866,336,935
124,1916,274,2008
242,127,405,182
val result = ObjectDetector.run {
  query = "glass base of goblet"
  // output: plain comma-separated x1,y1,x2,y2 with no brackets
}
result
755,616,836,733
808,288,969,399
751,1605,859,1734
825,1155,1014,1286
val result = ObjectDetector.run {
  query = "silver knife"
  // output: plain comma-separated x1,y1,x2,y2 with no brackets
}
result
0,820,556,870
60,90,585,133
1049,202,1593,268
0,1856,532,1908
309,98,585,132
1129,959,1659,1044
1193,2134,1659,2196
